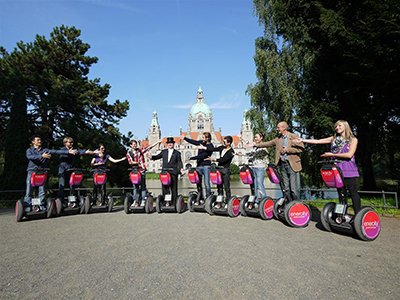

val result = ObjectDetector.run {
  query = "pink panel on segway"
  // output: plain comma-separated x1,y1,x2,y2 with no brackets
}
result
69,172,84,187
94,173,107,185
240,169,253,185
210,171,222,185
267,166,280,184
188,171,199,184
320,166,344,188
31,172,47,187
130,172,141,185
361,211,381,240
159,172,171,186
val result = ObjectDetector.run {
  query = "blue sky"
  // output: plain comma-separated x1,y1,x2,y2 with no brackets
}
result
0,0,263,139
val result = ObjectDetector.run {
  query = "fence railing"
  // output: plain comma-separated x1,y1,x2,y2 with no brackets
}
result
0,186,398,209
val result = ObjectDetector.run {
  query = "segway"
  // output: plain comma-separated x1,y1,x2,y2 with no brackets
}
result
319,161,381,241
124,167,154,214
268,163,311,228
84,168,113,214
15,168,55,222
204,164,241,217
54,168,86,216
186,164,207,213
155,168,185,213
239,164,275,220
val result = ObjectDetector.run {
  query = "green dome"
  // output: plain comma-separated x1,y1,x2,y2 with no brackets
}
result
190,102,212,118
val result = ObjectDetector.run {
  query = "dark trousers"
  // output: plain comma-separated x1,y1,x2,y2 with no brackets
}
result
162,173,178,203
58,173,67,200
217,167,231,200
278,160,301,201
337,177,361,214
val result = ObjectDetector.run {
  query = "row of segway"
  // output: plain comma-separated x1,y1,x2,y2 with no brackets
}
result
16,162,381,241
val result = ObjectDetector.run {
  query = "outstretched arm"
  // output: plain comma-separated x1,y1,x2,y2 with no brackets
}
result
297,136,334,145
109,156,127,163
321,138,358,159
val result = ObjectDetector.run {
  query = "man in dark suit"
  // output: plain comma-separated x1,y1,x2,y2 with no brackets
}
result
147,137,184,202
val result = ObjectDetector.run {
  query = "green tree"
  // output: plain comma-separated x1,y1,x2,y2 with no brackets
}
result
250,0,400,189
0,25,130,189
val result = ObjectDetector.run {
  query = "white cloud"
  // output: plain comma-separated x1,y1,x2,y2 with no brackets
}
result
79,0,143,13
172,103,193,109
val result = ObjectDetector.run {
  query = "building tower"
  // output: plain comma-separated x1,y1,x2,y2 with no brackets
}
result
240,110,253,145
188,87,214,134
148,111,161,145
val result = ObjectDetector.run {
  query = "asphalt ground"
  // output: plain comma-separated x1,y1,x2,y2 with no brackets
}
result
0,206,399,300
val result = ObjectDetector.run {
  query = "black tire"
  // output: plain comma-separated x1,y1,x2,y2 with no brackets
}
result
176,195,185,213
240,195,249,217
187,193,197,212
46,198,54,218
156,195,163,213
84,195,91,214
145,195,154,214
273,198,285,220
284,201,311,228
107,193,113,212
124,194,132,214
320,202,336,232
259,197,275,220
354,207,381,241
79,196,85,214
227,196,241,218
54,198,62,217
205,195,216,215
15,199,24,222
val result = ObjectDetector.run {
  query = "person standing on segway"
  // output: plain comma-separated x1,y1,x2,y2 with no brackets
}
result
201,136,235,208
184,132,214,204
126,139,160,206
24,135,77,212
255,121,304,201
90,144,126,205
57,137,97,208
146,137,184,205
296,120,361,214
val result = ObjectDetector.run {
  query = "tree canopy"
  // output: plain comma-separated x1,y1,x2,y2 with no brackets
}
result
0,25,130,189
248,0,400,189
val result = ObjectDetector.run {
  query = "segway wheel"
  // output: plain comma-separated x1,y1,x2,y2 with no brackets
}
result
259,197,275,220
240,195,249,217
320,202,336,232
15,199,25,222
107,193,113,212
354,207,381,241
187,193,196,212
79,196,85,214
46,198,55,218
145,195,154,214
124,194,132,214
227,196,241,218
205,195,216,215
84,195,91,214
176,195,185,213
156,195,163,213
284,201,311,228
273,198,285,220
54,198,62,216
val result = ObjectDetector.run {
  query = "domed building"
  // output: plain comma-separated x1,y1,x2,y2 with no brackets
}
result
143,88,253,172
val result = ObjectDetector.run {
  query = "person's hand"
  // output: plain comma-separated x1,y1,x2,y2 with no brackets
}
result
204,157,213,161
245,141,254,148
180,168,185,176
320,152,334,158
69,149,78,155
146,152,152,159
42,152,51,159
197,144,207,150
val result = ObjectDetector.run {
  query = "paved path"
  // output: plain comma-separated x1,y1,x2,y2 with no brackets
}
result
0,207,399,299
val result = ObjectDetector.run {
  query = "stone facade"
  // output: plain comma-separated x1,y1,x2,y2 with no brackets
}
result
143,88,253,172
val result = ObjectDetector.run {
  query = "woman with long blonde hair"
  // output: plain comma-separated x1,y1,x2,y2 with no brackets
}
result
297,120,361,213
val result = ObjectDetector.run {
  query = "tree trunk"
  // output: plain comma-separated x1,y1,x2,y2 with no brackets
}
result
357,125,377,191
0,89,29,190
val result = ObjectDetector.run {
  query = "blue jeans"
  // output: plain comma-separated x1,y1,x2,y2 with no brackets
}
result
196,166,211,199
252,167,266,200
278,161,301,201
24,171,45,206
132,172,147,201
